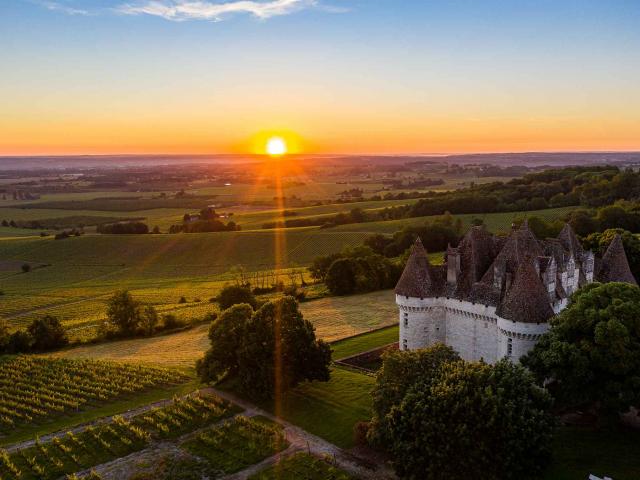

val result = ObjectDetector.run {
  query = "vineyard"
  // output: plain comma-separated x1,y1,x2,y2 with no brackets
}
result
249,453,355,480
0,357,190,438
0,394,237,480
182,416,288,475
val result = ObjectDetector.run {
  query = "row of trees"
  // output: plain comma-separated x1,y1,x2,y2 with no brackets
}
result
309,245,403,296
97,222,151,234
100,290,208,339
169,219,240,234
0,316,68,354
265,166,640,231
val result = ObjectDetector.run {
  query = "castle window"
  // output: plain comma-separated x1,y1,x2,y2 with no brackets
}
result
403,312,408,327
507,338,513,357
402,339,408,350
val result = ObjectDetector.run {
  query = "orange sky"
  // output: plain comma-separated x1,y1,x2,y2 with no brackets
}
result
2,0,639,156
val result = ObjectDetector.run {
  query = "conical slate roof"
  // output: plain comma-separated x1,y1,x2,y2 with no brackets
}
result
597,235,637,285
395,237,435,298
558,223,584,259
496,261,555,324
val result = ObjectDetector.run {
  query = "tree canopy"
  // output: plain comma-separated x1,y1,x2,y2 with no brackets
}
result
523,282,640,415
216,285,258,311
374,351,554,480
197,296,331,400
27,315,68,351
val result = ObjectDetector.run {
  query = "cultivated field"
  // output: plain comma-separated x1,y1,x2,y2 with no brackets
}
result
0,393,238,479
330,206,577,235
0,357,193,444
47,290,399,368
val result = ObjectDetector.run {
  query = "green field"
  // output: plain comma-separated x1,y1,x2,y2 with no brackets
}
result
0,229,368,334
544,425,640,480
331,325,399,360
48,291,399,369
329,206,577,235
0,203,574,338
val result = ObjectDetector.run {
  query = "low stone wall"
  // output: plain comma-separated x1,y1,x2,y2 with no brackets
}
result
336,343,398,373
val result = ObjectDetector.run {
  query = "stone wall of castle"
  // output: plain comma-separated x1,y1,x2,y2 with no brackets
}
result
397,295,549,363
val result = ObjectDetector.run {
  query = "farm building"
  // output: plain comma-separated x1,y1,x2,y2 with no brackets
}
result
395,222,636,363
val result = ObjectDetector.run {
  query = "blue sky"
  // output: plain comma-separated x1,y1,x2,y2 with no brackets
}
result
1,0,639,154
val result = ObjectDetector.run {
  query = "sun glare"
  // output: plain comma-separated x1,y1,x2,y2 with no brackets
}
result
266,136,287,156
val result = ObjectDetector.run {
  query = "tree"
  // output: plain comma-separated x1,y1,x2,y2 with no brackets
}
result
523,282,640,415
21,263,31,273
216,285,257,311
384,359,553,480
565,208,599,236
236,296,331,399
197,297,331,401
196,303,254,383
325,258,357,295
140,305,159,336
105,290,141,336
27,315,68,351
7,330,33,353
368,344,460,446
309,252,343,281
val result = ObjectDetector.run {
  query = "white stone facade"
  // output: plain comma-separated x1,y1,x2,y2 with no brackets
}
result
397,294,550,363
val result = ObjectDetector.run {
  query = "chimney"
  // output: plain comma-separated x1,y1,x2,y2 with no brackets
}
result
447,245,461,285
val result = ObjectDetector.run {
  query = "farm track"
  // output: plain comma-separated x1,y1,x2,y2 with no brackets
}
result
3,386,395,479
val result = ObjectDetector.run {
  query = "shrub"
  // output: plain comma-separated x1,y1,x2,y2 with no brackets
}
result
216,285,257,311
105,290,142,336
21,263,31,273
161,314,186,331
27,315,68,351
325,258,358,295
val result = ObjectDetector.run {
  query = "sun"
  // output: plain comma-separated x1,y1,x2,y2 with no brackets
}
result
266,136,287,156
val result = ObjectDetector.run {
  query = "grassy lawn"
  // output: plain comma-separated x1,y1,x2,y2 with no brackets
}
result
262,367,374,449
331,325,399,360
300,290,398,342
544,425,640,480
222,366,374,450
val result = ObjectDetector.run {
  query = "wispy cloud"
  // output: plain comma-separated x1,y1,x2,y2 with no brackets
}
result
115,0,327,21
36,1,90,15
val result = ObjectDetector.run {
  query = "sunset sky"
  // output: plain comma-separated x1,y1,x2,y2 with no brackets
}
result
1,0,639,155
